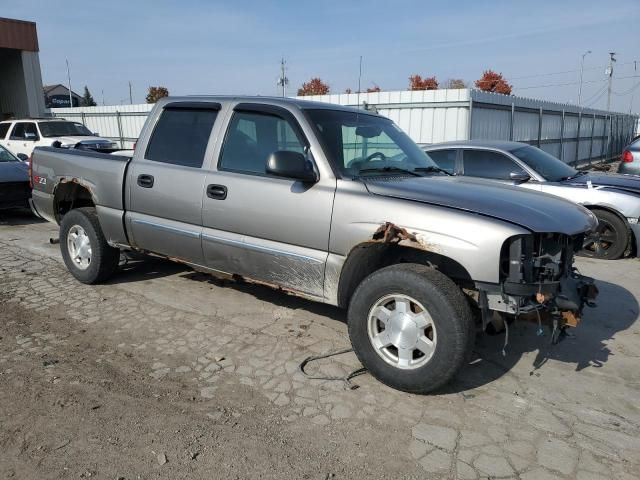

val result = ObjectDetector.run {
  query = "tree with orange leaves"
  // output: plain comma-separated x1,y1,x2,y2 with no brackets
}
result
297,78,330,96
474,70,512,95
408,74,438,90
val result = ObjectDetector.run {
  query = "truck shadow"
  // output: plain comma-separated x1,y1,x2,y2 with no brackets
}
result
182,270,346,322
108,255,637,393
443,278,638,394
0,209,45,226
106,253,188,284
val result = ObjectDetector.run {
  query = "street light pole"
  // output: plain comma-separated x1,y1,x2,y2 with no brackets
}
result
66,59,73,108
577,50,591,107
606,52,617,111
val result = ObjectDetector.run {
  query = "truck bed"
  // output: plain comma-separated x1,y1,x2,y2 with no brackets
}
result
30,147,132,244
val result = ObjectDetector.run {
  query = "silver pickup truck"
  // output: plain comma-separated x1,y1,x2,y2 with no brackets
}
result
30,96,598,393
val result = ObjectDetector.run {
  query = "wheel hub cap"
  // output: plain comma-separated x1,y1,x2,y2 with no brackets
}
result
67,225,92,270
388,313,418,349
367,294,437,370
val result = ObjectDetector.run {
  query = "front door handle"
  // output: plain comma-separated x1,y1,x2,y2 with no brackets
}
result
207,184,227,200
137,174,154,188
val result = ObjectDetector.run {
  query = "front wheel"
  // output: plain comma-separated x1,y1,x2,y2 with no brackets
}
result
581,209,629,260
347,263,474,394
59,207,120,284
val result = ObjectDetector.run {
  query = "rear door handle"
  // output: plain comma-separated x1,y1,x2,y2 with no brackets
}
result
207,184,227,200
137,174,154,188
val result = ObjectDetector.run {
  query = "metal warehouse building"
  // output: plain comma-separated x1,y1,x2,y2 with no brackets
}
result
0,17,46,120
302,89,639,165
53,89,638,165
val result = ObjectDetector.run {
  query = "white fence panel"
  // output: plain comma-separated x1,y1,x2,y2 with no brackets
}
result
51,104,153,149
50,90,637,164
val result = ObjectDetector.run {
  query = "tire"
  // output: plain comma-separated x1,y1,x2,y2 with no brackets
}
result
347,263,474,394
59,207,120,284
581,209,629,260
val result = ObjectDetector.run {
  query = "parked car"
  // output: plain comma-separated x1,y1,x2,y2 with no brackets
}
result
0,144,31,210
619,138,640,175
0,118,117,158
424,141,640,260
29,96,598,394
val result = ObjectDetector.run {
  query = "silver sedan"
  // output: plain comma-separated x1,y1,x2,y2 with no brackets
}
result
424,140,640,259
619,137,640,175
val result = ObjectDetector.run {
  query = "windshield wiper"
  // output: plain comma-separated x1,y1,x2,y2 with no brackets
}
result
356,166,424,177
414,166,453,176
561,171,588,181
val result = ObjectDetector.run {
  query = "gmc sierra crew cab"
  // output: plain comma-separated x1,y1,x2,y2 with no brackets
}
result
30,96,598,394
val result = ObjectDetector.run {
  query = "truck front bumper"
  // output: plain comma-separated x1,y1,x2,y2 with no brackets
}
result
477,270,598,335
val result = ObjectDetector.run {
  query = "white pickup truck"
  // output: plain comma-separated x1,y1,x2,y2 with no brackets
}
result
0,118,117,158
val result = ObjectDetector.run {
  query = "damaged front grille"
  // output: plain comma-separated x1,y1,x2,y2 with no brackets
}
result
494,232,597,343
501,233,583,291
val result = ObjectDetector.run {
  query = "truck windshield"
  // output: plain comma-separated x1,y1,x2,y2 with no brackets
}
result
305,109,438,178
0,145,18,162
38,121,93,137
510,146,578,182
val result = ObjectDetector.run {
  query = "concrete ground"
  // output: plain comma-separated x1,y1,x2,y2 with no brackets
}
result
1,209,639,479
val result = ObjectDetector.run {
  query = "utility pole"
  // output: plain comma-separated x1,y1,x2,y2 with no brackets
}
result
606,52,616,111
630,60,637,115
577,50,591,106
277,58,288,97
66,59,73,108
101,89,105,106
129,81,133,104
357,55,362,108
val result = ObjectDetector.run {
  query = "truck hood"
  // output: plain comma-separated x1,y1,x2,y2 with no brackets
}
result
0,161,28,183
559,172,640,196
56,136,115,148
364,175,597,235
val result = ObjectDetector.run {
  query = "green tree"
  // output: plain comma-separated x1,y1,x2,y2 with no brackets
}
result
82,86,97,106
146,86,169,103
444,78,467,89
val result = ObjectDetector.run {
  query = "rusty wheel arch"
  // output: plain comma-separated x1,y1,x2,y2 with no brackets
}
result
337,223,474,309
52,179,96,223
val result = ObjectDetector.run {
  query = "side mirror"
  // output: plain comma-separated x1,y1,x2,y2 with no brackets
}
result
509,171,530,183
93,132,100,136
266,150,318,183
16,153,28,161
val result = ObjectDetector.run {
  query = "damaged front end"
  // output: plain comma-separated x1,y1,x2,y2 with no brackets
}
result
476,233,598,344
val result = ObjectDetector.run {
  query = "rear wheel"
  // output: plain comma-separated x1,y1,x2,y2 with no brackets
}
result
582,209,628,260
59,207,120,284
347,263,474,394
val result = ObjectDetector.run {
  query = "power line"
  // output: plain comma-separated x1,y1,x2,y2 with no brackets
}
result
612,78,640,95
510,74,639,91
585,87,608,107
582,82,608,105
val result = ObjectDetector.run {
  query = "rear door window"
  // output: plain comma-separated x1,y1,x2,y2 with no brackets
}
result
462,149,525,180
145,108,218,168
10,122,39,140
0,123,10,139
427,149,457,173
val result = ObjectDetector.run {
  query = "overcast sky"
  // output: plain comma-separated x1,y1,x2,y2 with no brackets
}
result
4,0,640,112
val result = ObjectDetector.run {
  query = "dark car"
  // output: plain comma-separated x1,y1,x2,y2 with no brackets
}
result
619,137,640,175
0,145,31,210
424,140,640,259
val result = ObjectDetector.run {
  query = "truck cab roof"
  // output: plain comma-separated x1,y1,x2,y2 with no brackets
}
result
163,95,380,116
